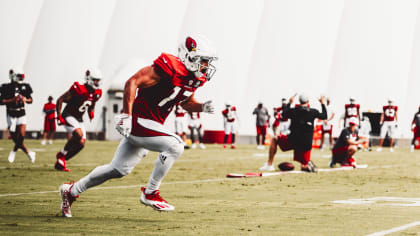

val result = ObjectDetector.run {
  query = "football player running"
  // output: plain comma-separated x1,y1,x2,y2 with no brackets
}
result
0,68,35,163
54,69,102,172
344,97,360,127
59,35,218,217
377,99,398,152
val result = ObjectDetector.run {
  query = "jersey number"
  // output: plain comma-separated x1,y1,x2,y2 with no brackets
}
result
158,87,192,108
385,109,395,117
79,100,92,113
347,107,358,116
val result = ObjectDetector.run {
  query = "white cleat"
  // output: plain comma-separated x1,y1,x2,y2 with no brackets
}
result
191,143,197,149
41,140,46,145
59,181,78,217
390,148,394,152
199,143,206,149
140,187,174,211
48,140,53,145
411,145,415,152
257,145,265,150
27,151,36,164
8,151,16,163
259,163,275,171
376,147,382,152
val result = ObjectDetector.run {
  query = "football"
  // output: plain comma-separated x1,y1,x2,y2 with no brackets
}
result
278,162,294,171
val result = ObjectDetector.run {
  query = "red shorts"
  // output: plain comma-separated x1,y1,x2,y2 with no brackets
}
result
332,146,354,164
44,118,56,132
256,125,267,135
277,134,311,165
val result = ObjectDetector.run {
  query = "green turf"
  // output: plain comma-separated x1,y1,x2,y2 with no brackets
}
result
1,139,420,235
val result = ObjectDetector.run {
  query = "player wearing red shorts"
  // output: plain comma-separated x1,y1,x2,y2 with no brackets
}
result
59,35,218,217
330,118,367,168
253,102,270,150
260,94,327,172
54,69,102,172
41,96,56,145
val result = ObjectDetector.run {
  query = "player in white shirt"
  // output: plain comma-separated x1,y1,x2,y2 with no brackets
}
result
222,101,238,149
320,98,335,151
377,99,398,152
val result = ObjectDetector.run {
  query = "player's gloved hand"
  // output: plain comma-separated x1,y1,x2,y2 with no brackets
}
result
89,111,94,121
57,115,67,126
202,100,214,114
115,113,132,137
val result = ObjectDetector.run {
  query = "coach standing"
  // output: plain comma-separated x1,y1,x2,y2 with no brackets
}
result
260,94,327,172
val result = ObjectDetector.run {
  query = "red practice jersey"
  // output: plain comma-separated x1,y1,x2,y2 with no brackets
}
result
174,104,186,117
383,105,398,121
132,53,206,125
272,107,288,127
222,106,236,122
43,102,56,120
62,82,102,122
344,104,360,119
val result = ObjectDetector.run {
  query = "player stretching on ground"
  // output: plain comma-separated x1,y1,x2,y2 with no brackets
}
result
410,106,420,152
0,68,35,163
222,101,238,149
344,97,360,127
41,96,56,145
260,94,327,172
330,117,367,168
59,35,218,217
377,99,398,152
54,69,102,172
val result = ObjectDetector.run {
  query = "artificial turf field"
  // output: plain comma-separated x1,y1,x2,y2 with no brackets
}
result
1,139,420,235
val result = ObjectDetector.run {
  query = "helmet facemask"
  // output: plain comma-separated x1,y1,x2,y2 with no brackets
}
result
85,69,102,89
9,69,25,83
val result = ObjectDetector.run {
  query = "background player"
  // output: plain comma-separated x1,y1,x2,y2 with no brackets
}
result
0,68,35,163
41,95,56,145
272,98,290,137
222,101,238,149
344,97,360,127
410,106,420,152
58,35,217,217
174,103,189,149
54,69,102,172
377,99,398,152
260,94,327,172
330,117,367,168
253,102,270,150
188,111,206,149
320,97,335,151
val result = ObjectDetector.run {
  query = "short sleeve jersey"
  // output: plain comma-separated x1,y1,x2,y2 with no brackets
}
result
43,102,56,120
0,82,33,117
334,127,359,149
62,82,102,122
383,105,398,121
345,104,360,119
132,53,206,124
222,106,236,122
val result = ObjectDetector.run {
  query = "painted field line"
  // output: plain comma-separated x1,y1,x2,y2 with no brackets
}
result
366,221,420,236
0,163,99,170
0,178,234,198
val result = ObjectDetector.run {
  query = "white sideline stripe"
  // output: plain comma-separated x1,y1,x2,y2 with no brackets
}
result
366,221,420,236
0,178,233,197
0,163,99,169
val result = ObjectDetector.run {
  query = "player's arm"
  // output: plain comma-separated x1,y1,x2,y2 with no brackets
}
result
380,113,384,124
346,137,366,145
328,111,335,122
181,94,206,112
316,96,328,120
56,91,72,118
123,66,160,115
88,102,96,121
20,95,32,104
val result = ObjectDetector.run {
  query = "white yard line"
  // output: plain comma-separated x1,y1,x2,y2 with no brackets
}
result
0,163,99,169
0,178,234,197
366,221,420,236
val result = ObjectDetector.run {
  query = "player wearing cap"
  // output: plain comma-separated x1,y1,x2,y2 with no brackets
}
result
260,94,327,172
330,117,367,167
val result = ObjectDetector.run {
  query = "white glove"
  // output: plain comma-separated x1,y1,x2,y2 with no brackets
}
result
115,113,132,137
202,100,214,114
